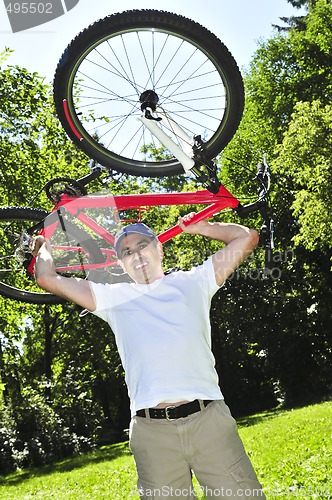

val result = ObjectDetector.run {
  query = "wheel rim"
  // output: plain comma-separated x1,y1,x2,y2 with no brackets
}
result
62,25,234,173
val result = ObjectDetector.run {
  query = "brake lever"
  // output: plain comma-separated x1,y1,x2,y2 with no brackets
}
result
260,218,275,278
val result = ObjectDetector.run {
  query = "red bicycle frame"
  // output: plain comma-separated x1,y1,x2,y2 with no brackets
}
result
54,185,239,240
37,184,240,274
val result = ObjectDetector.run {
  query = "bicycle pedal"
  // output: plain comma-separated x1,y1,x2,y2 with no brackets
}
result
22,255,35,279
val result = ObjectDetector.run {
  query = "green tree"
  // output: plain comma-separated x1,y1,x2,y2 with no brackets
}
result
216,0,332,407
0,51,130,470
277,100,332,251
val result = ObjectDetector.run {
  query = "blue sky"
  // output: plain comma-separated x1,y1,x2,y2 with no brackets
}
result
0,0,305,83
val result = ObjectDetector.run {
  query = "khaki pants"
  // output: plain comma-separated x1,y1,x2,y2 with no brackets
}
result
129,400,266,499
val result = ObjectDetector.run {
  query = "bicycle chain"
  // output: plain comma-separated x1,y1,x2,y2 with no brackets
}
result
44,177,88,203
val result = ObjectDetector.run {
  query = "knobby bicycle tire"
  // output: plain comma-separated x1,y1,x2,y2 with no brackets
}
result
0,207,105,305
54,9,244,177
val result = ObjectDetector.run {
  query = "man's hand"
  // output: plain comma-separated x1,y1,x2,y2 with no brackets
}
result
178,212,259,286
30,235,48,257
178,212,210,234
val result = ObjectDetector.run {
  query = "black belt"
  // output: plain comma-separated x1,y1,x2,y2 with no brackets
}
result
136,399,213,420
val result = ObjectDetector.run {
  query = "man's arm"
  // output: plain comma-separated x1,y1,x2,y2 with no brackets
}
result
32,236,97,311
178,213,259,286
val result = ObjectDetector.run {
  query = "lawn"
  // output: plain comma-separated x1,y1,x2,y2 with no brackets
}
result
237,401,332,499
0,401,331,499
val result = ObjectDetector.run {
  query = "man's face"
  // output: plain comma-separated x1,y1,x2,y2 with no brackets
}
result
117,233,164,284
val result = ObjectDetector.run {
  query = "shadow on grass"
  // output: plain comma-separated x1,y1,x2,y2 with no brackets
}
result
0,441,132,487
236,406,286,427
236,399,328,428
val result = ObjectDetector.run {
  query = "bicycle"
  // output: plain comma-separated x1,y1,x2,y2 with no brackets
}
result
0,9,274,305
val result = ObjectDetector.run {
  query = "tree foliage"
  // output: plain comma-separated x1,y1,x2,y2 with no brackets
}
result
0,0,332,473
277,100,332,251
215,0,332,409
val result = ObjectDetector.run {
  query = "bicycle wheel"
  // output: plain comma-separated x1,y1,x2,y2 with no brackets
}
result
0,207,105,305
54,9,244,177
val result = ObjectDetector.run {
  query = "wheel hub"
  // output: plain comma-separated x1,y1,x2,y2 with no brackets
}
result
139,90,159,112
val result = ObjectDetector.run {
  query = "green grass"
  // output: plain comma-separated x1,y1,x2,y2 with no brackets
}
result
0,401,331,499
238,401,332,499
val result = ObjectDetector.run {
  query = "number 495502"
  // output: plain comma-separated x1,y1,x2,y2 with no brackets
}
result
5,3,53,14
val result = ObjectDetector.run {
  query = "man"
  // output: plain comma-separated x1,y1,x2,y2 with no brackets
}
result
32,213,265,499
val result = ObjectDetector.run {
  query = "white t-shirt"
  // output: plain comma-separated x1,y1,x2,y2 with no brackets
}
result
90,257,224,415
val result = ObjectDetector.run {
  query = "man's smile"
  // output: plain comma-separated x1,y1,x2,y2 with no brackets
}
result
134,261,148,270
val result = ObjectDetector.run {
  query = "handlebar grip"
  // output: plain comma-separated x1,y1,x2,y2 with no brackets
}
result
264,247,274,271
262,247,275,279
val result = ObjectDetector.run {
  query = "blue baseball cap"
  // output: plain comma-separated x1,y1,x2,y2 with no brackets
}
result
114,223,157,256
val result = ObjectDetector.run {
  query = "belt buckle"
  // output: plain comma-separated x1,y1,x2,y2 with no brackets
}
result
165,405,176,420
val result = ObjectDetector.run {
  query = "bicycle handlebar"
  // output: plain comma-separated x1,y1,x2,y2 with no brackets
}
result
232,160,274,276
